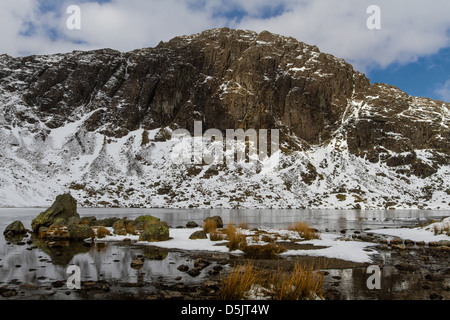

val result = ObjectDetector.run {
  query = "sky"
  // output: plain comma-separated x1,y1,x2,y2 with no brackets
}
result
0,0,449,102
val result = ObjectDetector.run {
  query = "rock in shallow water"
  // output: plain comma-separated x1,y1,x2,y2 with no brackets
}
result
31,193,80,232
3,220,27,235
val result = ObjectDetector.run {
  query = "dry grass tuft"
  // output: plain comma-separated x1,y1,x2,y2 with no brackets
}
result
203,219,218,234
225,222,247,251
219,261,325,300
95,226,112,239
219,261,261,300
241,243,287,258
268,264,324,300
210,230,226,241
288,221,320,240
238,222,249,229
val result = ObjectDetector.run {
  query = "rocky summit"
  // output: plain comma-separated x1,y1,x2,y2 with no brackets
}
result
0,28,449,209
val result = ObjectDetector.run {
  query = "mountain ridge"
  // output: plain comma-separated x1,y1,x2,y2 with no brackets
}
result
0,28,449,209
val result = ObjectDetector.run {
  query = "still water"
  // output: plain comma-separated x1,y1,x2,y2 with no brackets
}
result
0,208,448,299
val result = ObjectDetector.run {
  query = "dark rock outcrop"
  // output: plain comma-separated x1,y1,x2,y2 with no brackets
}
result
3,220,27,235
31,194,80,232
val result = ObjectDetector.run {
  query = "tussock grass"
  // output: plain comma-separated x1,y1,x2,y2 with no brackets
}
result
268,264,324,300
238,222,249,229
203,219,218,234
288,221,320,240
225,222,247,251
95,226,112,239
219,261,261,300
241,243,287,258
219,261,325,300
210,230,226,241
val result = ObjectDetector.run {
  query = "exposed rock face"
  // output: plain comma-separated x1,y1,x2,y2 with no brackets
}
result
31,194,80,232
0,28,449,209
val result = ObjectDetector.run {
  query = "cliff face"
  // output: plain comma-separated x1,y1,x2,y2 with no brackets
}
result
0,28,449,209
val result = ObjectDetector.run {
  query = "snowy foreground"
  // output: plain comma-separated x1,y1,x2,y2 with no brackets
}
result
92,218,450,264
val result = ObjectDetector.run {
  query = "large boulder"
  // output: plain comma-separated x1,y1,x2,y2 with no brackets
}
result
132,215,161,231
67,224,92,241
138,220,169,242
3,220,27,235
31,193,80,232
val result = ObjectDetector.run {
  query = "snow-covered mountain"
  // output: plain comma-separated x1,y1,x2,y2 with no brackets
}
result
0,28,449,209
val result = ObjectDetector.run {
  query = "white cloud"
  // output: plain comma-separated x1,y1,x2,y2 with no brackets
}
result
235,0,450,72
1,0,450,73
434,79,450,103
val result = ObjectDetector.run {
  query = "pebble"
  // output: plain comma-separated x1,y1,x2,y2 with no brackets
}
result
177,265,189,272
187,268,201,277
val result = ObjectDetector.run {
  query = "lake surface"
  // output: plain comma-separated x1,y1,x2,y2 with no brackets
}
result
0,208,449,300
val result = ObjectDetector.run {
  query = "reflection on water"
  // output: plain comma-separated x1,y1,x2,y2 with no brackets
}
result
0,208,448,299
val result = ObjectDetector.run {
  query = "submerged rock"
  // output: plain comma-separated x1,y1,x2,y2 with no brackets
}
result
31,194,79,232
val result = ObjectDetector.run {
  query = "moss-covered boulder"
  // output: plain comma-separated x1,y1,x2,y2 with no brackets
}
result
132,215,161,231
67,224,92,241
95,217,120,227
4,220,27,235
189,230,208,239
31,193,80,232
138,221,169,242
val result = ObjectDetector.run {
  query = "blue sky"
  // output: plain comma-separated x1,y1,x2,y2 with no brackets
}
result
1,0,449,102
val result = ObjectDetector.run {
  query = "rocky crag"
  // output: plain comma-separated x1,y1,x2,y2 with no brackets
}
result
0,28,449,209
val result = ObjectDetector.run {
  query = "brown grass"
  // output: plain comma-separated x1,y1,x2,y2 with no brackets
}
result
238,222,249,229
225,222,247,251
288,221,320,240
210,230,226,241
431,219,450,236
95,227,112,239
203,219,218,234
125,223,137,235
241,243,287,258
218,261,261,300
268,264,324,300
219,261,325,300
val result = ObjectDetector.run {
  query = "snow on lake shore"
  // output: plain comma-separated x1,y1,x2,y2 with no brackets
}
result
94,227,380,263
370,217,450,243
